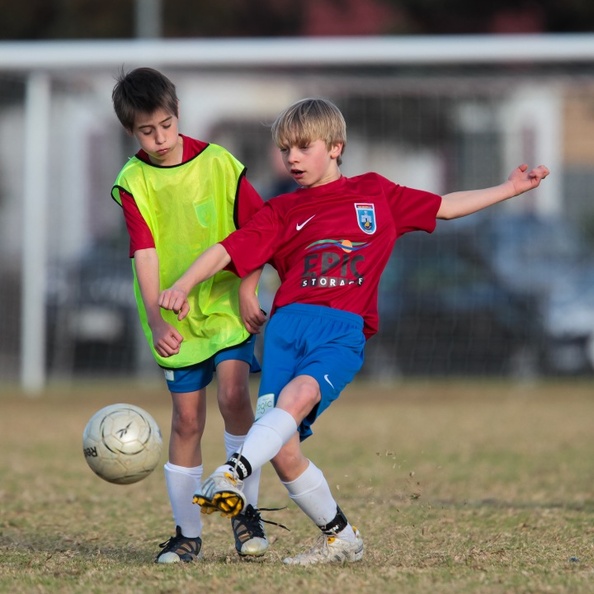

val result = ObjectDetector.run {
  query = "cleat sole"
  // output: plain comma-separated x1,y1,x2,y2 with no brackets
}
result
194,493,244,518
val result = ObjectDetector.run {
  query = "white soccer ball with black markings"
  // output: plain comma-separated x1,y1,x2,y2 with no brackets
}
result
82,403,163,485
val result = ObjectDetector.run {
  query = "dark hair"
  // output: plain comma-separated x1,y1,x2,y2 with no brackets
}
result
112,67,179,132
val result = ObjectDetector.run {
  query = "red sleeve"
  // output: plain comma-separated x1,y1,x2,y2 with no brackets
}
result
235,175,264,228
222,172,263,275
119,189,155,257
222,201,278,277
379,175,441,237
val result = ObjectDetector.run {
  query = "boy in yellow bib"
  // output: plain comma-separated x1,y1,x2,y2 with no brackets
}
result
111,67,268,563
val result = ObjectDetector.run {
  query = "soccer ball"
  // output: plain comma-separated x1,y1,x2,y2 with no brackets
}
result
82,403,163,485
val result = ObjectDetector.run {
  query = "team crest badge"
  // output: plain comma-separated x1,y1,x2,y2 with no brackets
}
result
354,203,376,234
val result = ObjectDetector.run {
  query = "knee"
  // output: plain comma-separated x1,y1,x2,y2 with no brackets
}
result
171,409,204,440
298,381,321,408
277,377,321,420
218,384,252,416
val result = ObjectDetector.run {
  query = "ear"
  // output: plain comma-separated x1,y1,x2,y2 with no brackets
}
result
330,142,343,160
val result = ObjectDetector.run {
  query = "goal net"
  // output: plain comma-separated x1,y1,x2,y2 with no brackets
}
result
1,36,593,390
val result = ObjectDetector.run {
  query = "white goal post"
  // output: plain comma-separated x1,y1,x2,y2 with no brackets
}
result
1,33,593,392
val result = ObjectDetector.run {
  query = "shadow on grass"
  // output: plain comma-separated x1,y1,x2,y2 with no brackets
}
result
1,533,151,566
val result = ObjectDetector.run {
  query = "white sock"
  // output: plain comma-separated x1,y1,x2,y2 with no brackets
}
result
282,461,356,541
224,430,261,508
164,462,202,538
220,408,297,477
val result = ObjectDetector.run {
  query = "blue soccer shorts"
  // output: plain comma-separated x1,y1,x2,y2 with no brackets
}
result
256,303,366,440
162,334,261,393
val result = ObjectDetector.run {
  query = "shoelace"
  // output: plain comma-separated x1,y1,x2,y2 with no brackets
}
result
158,532,199,553
226,449,289,532
158,535,175,550
245,505,290,531
225,449,290,531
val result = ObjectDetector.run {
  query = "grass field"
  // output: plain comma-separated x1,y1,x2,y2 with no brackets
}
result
1,377,593,594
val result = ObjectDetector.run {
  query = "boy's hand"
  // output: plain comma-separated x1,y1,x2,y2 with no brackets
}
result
151,318,184,357
240,292,267,334
159,287,191,321
508,163,550,196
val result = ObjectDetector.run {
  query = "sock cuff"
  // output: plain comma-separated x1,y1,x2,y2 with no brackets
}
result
319,506,348,535
164,461,203,479
224,430,247,443
256,407,298,436
226,453,252,480
224,431,247,458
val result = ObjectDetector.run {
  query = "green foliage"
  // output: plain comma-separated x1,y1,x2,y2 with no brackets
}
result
0,379,592,593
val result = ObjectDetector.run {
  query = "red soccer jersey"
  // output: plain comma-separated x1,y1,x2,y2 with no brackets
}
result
222,173,441,338
118,135,263,256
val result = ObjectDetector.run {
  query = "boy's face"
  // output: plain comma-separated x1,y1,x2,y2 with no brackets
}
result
131,107,181,166
280,139,343,189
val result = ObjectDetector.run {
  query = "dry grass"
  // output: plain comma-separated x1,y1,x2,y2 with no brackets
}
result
1,377,593,593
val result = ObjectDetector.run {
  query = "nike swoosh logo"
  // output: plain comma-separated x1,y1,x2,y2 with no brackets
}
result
323,374,335,389
296,215,316,231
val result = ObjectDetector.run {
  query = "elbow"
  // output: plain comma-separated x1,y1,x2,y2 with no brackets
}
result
436,207,456,221
437,201,465,220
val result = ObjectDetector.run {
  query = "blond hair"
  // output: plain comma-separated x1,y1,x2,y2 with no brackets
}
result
271,98,347,165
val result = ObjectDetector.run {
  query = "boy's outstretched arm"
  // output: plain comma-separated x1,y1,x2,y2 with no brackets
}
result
159,243,231,320
437,164,550,220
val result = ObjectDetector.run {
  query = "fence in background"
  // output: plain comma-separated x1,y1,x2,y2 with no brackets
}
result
1,35,594,392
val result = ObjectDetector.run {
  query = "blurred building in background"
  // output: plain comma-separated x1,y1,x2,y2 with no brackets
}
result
1,5,594,389
3,0,592,40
